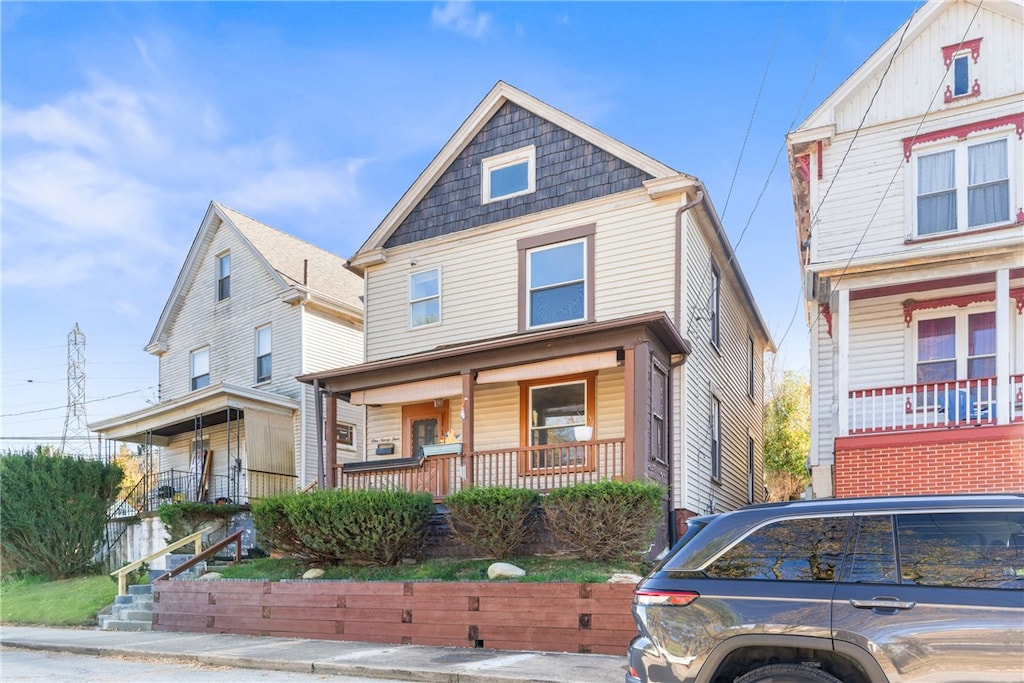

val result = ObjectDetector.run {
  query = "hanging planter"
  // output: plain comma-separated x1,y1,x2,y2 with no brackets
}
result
573,425,593,441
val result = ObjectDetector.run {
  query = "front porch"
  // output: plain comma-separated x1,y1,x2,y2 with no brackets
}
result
304,312,689,503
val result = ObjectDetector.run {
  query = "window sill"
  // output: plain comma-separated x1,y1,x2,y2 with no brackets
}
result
906,218,1022,245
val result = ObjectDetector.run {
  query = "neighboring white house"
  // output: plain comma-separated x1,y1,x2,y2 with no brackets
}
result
92,202,365,510
302,82,775,547
786,0,1024,498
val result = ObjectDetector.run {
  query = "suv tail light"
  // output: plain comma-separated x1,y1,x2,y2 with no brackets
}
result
634,588,700,606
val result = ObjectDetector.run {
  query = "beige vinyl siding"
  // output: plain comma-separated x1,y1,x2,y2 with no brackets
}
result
834,3,1024,132
365,406,404,461
365,192,680,362
679,215,764,515
161,425,245,492
157,226,304,402
302,308,363,373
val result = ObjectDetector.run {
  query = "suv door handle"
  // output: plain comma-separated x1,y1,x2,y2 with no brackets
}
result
849,598,916,611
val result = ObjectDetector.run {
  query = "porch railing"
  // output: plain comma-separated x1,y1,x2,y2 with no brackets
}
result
110,469,298,514
848,376,1023,434
337,438,627,500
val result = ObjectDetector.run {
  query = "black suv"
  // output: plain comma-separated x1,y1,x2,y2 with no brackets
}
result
627,494,1024,683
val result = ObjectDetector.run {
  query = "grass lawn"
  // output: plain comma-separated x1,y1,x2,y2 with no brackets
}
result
0,574,117,626
219,556,647,582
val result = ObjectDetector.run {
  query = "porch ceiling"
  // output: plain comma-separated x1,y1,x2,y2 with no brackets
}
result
300,311,690,397
89,382,298,445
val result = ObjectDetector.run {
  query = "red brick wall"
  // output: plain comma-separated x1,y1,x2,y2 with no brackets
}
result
153,580,637,656
834,425,1024,497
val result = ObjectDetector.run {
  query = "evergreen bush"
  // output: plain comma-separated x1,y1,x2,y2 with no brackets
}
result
544,480,665,562
158,501,241,549
256,488,435,566
250,494,317,561
0,448,123,579
445,486,541,559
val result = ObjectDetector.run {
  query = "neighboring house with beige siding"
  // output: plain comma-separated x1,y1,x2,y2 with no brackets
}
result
92,202,364,511
302,82,774,546
786,0,1024,499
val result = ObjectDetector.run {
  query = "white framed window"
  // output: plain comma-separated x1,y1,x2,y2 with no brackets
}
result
711,395,722,482
409,268,440,328
710,266,721,347
482,146,536,203
336,423,355,450
915,308,996,384
216,252,231,301
190,347,210,391
522,374,595,472
255,325,272,384
526,239,586,328
913,136,1011,237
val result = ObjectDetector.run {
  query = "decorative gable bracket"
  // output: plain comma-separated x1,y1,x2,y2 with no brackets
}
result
902,113,1024,161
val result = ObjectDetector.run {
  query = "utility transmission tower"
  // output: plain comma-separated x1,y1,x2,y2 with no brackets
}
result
61,322,93,458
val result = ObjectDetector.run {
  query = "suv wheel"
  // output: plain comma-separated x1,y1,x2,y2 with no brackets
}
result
734,664,842,683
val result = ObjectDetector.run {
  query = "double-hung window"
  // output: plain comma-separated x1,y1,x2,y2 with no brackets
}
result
518,225,595,331
710,266,721,347
915,137,1010,236
190,347,210,391
409,268,440,328
216,252,231,301
521,374,595,472
916,310,995,384
255,325,272,384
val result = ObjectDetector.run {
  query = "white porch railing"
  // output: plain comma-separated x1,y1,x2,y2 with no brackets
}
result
849,375,1023,434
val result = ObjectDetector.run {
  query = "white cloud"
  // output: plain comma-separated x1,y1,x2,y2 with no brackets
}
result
222,159,367,214
431,2,491,40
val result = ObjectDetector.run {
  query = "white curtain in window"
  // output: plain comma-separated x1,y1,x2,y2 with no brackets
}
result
918,150,956,234
968,140,1009,227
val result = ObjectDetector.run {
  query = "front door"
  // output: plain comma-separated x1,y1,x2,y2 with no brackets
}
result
402,402,448,458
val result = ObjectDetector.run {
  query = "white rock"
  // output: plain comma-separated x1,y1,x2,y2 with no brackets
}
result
607,573,643,584
487,562,526,579
198,572,222,580
302,568,326,579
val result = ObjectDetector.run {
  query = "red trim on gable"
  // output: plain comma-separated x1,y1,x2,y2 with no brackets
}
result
796,154,810,184
821,302,833,338
941,37,982,68
901,112,1024,161
816,141,823,180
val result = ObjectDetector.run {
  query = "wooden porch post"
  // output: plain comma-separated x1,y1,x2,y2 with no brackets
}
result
837,288,850,437
461,372,474,487
624,345,651,482
326,392,337,488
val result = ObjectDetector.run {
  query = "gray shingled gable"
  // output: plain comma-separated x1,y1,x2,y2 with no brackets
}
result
385,102,653,248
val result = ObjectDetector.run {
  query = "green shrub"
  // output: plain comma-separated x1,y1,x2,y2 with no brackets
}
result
0,448,123,579
259,489,435,566
158,501,241,547
250,494,318,561
544,480,665,562
445,486,541,559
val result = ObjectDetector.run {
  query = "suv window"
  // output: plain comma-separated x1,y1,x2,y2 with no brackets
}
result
705,516,849,581
897,511,1024,589
843,515,898,584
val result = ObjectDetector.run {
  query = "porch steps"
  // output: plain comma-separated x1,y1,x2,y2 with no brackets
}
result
98,584,152,631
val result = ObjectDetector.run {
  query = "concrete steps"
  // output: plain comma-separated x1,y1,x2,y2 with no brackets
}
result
99,584,152,631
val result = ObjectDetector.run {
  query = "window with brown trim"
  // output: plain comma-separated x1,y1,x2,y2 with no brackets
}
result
517,224,596,332
519,372,596,473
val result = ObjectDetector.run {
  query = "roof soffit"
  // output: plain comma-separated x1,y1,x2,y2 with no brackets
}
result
354,81,683,256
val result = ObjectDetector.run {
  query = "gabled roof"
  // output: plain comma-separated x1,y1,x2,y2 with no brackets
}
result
146,202,363,353
795,0,1023,134
354,81,687,256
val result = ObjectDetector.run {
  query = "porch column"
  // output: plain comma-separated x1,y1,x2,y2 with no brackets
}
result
626,344,651,482
996,269,1010,426
326,391,337,488
461,372,474,487
837,288,850,437
624,347,636,481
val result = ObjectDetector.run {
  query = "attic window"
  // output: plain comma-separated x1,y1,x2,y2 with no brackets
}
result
216,252,231,301
941,38,982,103
482,146,535,203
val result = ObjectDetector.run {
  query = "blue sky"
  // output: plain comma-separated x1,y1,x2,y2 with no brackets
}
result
1,1,921,452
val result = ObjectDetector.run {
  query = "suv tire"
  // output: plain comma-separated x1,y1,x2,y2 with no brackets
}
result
734,664,842,683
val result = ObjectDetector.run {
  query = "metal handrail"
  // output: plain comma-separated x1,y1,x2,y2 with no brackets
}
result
110,526,210,596
153,530,243,584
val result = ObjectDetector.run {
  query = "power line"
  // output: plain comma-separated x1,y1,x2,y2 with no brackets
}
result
0,388,153,418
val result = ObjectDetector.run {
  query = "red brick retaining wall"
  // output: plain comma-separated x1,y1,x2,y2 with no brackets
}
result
834,425,1024,497
153,580,638,655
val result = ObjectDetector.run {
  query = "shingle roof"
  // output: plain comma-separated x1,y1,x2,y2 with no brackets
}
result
215,203,363,310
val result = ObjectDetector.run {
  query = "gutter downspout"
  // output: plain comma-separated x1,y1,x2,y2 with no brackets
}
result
669,189,705,544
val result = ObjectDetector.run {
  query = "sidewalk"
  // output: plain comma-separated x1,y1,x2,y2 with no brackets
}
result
0,625,627,683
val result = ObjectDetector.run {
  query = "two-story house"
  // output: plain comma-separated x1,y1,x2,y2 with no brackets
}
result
786,0,1023,498
301,82,774,546
91,202,364,511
